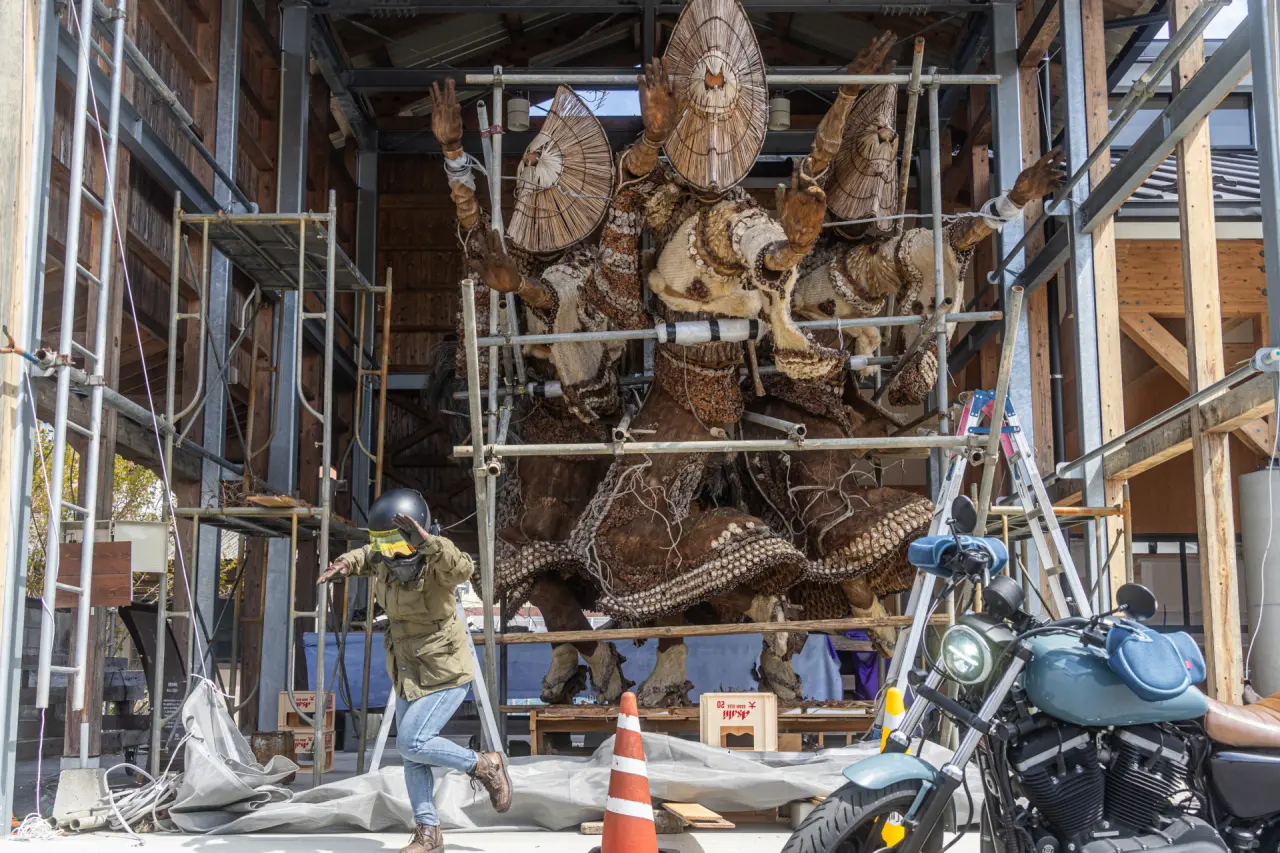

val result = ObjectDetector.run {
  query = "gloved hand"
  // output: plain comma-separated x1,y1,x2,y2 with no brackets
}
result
318,556,351,584
393,513,431,550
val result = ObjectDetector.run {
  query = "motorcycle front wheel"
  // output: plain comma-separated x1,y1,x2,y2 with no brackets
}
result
783,779,944,853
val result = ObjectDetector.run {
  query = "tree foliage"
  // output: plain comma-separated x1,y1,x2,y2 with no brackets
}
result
27,425,164,597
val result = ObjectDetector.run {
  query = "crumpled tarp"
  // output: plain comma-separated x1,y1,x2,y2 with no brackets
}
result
166,680,981,835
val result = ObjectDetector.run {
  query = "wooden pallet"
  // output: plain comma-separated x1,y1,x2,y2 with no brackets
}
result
500,701,875,755
663,803,736,829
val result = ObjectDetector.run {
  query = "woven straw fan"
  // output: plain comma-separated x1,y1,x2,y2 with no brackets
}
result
507,86,615,255
827,83,900,235
663,0,768,193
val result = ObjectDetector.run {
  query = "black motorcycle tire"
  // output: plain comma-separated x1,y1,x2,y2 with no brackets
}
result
783,780,945,853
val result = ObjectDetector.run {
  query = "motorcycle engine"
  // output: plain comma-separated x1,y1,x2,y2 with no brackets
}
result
1009,723,1105,843
1009,721,1205,850
1104,725,1190,832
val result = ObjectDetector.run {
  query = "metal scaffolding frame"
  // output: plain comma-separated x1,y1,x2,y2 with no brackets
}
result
454,67,1020,729
154,194,391,784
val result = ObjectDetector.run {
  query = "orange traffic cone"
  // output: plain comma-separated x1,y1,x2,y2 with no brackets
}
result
599,691,658,853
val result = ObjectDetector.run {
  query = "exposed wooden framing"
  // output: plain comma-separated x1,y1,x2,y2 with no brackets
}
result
1083,0,1128,603
1119,312,1274,456
1172,0,1242,703
1094,372,1275,481
138,0,214,84
1018,0,1060,67
1020,0,1053,475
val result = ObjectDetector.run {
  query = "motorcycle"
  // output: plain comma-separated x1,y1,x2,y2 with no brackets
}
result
784,495,1280,853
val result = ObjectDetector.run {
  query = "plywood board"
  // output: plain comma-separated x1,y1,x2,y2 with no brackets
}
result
663,803,736,829
55,542,132,608
1118,240,1267,317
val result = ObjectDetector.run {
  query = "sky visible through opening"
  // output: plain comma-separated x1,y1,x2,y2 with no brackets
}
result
531,0,1248,118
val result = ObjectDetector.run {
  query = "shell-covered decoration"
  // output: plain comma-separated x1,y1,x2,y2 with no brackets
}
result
662,0,768,193
507,86,615,255
827,83,900,233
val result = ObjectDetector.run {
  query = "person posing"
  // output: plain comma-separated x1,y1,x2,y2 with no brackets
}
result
319,487,512,853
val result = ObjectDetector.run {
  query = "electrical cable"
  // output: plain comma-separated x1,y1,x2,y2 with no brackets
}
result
1244,373,1280,683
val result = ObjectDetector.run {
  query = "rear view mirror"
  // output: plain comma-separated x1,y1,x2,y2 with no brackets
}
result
951,496,978,535
1116,583,1158,621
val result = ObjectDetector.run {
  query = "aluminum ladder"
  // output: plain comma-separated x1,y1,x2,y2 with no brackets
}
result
33,0,128,765
883,390,1095,698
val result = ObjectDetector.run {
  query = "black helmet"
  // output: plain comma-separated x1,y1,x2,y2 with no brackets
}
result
367,489,432,583
368,488,431,534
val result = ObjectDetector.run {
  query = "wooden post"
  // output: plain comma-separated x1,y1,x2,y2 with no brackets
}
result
1172,0,1243,702
1082,0,1130,605
1018,0,1055,476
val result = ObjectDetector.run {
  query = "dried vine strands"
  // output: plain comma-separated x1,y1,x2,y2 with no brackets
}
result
662,0,768,193
507,86,615,255
828,83,900,236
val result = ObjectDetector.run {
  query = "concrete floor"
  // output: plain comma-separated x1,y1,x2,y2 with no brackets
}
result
10,829,983,852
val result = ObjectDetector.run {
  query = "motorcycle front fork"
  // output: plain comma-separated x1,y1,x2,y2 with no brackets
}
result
896,645,1030,853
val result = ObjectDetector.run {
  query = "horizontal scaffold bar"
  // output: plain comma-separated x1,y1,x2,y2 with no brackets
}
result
456,434,979,458
474,310,1003,348
465,72,1002,87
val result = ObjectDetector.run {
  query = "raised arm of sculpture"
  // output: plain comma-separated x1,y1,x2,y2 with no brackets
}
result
804,31,896,180
948,146,1065,252
477,230,556,313
431,79,482,231
621,57,681,178
762,160,829,273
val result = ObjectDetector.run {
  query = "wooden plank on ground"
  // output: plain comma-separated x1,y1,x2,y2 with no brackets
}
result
1172,0,1242,703
663,803,736,829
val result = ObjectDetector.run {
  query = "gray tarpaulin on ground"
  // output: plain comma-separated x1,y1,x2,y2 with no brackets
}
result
165,681,980,835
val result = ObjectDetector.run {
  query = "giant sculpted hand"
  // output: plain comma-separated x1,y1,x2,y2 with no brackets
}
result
430,79,464,156
638,57,680,145
777,159,827,256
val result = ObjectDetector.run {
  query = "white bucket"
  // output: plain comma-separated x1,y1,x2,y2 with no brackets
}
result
769,96,791,131
507,97,531,132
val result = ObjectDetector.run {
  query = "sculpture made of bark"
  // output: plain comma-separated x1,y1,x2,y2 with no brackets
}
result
740,389,933,654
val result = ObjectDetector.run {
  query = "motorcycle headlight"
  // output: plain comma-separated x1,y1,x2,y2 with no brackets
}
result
940,625,991,685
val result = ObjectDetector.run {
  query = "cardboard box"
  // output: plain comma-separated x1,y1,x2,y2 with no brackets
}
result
292,730,336,770
699,692,778,752
278,691,335,730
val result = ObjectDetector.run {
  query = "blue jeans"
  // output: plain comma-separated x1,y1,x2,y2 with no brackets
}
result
395,685,477,826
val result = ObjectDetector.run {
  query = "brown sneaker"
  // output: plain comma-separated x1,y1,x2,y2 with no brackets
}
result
470,751,512,813
400,823,443,853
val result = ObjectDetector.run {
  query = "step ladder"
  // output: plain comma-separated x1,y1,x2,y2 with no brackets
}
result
33,0,128,765
883,390,1095,698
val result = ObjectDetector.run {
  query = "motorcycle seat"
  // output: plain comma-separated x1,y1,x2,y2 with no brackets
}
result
1204,692,1280,748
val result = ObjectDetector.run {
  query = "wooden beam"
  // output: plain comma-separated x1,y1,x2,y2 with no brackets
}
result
487,614,949,646
1090,373,1276,481
1018,0,1060,67
1172,0,1242,703
1019,0,1054,476
0,1,40,757
138,0,214,84
1120,312,1274,456
1083,0,1130,603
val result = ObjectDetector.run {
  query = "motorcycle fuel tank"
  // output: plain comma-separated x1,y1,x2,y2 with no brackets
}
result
1024,633,1209,727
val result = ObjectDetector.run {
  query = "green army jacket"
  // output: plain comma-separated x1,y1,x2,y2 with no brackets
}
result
341,536,476,701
